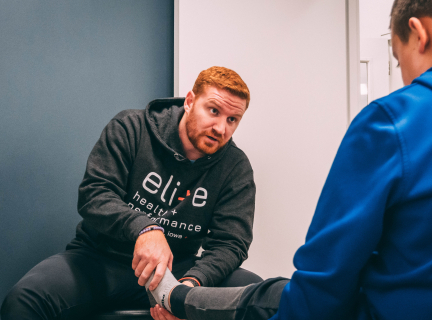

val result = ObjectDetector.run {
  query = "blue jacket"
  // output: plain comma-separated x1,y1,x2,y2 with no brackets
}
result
271,68,432,320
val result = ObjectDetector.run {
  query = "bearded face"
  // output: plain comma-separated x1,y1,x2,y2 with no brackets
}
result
181,86,247,159
185,105,226,155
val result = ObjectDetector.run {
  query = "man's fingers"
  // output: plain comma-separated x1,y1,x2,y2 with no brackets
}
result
150,307,160,320
149,261,168,290
158,306,183,320
138,263,156,286
154,305,166,320
151,306,162,320
132,254,140,271
168,254,173,271
158,306,170,318
134,259,148,278
153,304,183,320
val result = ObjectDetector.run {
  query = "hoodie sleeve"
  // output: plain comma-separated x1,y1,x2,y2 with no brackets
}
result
183,157,256,287
77,110,157,242
270,102,406,320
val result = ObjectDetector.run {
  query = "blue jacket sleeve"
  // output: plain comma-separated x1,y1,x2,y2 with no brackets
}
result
271,103,407,320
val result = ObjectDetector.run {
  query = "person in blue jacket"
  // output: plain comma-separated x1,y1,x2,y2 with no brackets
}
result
145,1,432,319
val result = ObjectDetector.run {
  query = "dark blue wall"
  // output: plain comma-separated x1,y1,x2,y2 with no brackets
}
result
0,0,173,303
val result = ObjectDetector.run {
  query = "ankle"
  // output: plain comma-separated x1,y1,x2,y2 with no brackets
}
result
168,285,179,309
168,285,193,319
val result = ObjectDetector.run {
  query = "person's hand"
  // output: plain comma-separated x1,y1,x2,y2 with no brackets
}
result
132,227,173,290
182,281,195,288
150,305,185,320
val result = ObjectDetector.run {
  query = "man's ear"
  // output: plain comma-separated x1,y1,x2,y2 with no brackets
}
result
184,90,195,113
409,17,430,54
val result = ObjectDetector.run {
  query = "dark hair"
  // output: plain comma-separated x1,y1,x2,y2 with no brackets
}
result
391,0,432,43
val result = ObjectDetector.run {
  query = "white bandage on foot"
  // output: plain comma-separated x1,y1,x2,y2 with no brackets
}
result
145,268,181,313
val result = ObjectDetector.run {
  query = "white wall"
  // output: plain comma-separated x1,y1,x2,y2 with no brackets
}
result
360,0,394,38
359,38,390,106
178,0,350,279
359,0,403,93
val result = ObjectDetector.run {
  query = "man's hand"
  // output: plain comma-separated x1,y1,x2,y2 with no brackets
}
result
132,227,173,290
150,282,193,320
150,305,185,320
181,281,195,288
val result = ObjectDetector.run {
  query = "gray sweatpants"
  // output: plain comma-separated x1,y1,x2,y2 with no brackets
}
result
183,277,289,320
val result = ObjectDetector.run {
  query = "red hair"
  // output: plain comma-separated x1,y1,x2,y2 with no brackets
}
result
192,66,250,108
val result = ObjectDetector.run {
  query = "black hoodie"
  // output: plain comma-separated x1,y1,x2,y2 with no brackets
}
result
74,98,255,286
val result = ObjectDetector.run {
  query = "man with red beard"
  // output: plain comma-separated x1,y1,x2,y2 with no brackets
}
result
1,66,261,320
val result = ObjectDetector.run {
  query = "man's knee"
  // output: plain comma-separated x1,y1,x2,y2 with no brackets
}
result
1,257,73,320
219,268,263,287
1,277,51,320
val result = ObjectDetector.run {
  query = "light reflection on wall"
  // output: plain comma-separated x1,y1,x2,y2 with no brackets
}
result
359,61,369,109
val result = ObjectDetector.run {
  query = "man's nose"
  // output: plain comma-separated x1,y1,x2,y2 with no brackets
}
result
212,119,225,136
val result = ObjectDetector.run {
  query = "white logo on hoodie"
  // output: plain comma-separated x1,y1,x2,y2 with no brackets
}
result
142,172,207,207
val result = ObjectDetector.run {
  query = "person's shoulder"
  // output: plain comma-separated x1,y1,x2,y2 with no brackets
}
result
147,97,186,107
112,109,145,122
372,80,432,121
226,140,246,156
375,71,432,110
108,109,146,131
225,141,253,168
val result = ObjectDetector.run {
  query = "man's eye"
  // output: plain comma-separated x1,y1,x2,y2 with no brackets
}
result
228,117,236,123
210,108,218,114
